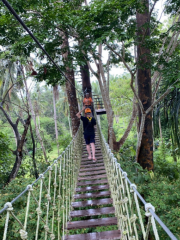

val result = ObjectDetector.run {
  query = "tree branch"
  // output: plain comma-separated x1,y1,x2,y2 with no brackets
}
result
105,43,133,75
147,78,179,114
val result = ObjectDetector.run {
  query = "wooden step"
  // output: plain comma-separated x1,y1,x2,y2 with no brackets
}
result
79,170,106,176
82,152,102,155
82,149,101,152
77,179,108,186
66,217,117,230
70,206,115,218
81,159,103,164
82,144,100,147
64,230,121,240
80,161,104,167
76,184,109,192
81,156,103,160
80,163,104,168
80,166,105,172
83,142,100,145
78,174,107,181
81,157,103,161
72,198,113,208
74,191,111,199
82,147,101,149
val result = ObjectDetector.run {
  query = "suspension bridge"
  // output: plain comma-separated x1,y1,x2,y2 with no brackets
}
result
0,0,179,239
0,108,178,240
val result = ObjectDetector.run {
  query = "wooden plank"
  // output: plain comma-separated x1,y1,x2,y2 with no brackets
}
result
64,230,121,240
72,198,113,208
70,206,115,218
81,152,102,156
79,170,106,176
81,157,103,162
66,217,117,230
80,166,105,172
78,174,107,181
80,160,104,165
83,147,101,150
83,142,100,146
83,140,100,143
77,179,108,186
76,184,109,192
74,191,110,199
80,163,104,168
82,154,103,158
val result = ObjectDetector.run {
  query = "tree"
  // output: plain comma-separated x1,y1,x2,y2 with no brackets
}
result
52,85,60,155
61,32,80,136
136,0,153,170
0,102,31,183
24,78,48,162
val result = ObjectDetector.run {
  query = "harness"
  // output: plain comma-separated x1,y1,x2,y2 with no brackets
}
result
87,117,92,122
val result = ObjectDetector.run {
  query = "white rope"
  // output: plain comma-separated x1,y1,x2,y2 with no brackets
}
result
3,202,13,240
19,229,28,240
24,185,33,231
94,110,178,240
1,124,83,240
35,174,43,240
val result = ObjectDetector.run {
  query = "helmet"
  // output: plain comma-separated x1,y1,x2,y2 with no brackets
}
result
85,108,91,113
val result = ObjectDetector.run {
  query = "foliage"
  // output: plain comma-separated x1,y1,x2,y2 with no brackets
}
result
115,140,180,239
0,0,180,237
109,74,133,118
0,177,58,239
0,130,14,187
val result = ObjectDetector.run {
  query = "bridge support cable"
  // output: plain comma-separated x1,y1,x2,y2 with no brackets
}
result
0,124,83,240
94,111,178,240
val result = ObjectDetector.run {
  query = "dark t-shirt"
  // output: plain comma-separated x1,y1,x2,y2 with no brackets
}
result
81,116,96,135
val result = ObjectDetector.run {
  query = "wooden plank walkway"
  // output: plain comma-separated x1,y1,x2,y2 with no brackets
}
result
65,135,121,240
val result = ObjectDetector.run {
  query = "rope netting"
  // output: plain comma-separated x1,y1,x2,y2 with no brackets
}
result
0,1,178,238
0,124,83,240
0,111,178,240
94,113,177,240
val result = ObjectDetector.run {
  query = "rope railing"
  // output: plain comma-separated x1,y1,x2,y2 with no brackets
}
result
0,123,83,240
0,102,178,240
94,112,178,240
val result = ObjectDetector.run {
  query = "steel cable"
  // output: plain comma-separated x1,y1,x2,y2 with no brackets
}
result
1,0,82,95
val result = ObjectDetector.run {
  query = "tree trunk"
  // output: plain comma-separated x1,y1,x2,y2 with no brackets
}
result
113,100,137,151
68,112,72,137
136,0,153,170
80,61,92,95
24,80,48,162
7,115,31,183
159,116,163,145
61,33,80,136
30,122,39,179
53,86,60,155
0,104,31,183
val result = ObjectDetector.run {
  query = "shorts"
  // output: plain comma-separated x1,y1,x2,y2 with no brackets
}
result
84,134,95,145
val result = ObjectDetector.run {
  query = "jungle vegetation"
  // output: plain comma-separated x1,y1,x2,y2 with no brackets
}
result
0,0,180,238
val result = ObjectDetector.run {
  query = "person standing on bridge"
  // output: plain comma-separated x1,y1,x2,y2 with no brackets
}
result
83,93,93,110
76,106,96,162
